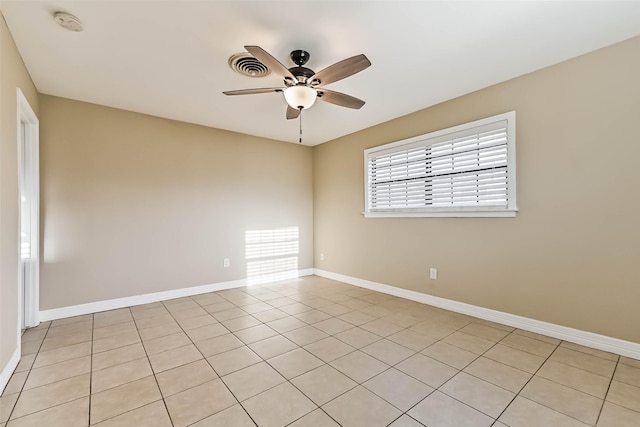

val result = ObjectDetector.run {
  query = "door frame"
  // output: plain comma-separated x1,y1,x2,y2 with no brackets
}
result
17,88,40,329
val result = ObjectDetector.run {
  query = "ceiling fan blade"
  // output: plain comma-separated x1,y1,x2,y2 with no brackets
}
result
223,87,284,96
310,54,371,86
317,89,365,109
245,45,297,82
286,106,301,120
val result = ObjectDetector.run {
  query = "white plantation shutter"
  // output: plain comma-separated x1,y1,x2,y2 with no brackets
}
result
365,112,516,217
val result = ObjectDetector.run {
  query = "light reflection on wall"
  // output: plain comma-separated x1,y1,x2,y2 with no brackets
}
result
245,226,299,285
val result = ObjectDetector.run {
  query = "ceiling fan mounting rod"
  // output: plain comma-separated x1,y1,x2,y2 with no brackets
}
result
288,50,316,84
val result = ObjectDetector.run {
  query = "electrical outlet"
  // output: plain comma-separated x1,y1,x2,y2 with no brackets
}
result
429,268,437,280
320,253,324,261
223,258,230,268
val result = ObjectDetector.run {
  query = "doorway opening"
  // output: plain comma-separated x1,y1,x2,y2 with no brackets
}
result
17,89,40,329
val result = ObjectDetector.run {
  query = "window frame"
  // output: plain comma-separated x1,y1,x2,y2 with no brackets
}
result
364,111,517,218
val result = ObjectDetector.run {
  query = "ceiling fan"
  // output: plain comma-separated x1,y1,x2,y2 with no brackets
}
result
223,45,371,120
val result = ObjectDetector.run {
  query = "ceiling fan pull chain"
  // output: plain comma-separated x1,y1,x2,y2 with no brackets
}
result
299,107,303,143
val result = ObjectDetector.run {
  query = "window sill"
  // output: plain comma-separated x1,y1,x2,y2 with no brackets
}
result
363,209,518,218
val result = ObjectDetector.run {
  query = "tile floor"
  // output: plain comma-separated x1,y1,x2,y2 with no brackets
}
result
1,275,639,426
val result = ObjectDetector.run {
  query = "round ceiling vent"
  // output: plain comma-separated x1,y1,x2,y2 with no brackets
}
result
228,52,271,78
53,11,83,32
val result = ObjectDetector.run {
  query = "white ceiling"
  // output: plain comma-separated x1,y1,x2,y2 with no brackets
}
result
2,1,640,146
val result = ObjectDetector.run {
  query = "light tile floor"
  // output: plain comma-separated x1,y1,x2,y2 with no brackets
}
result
2,275,640,426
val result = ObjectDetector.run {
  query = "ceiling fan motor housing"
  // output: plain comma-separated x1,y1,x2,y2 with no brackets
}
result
288,66,315,83
287,50,316,84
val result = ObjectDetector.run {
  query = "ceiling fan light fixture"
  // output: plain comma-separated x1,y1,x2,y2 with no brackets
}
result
284,85,317,110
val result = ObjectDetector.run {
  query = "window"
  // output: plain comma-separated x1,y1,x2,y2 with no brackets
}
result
364,111,517,217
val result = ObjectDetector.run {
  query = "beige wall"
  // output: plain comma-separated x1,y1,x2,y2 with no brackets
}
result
313,36,640,343
39,95,313,309
0,13,39,378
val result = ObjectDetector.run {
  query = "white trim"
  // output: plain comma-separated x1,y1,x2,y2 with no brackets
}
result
39,269,314,322
40,279,246,321
366,112,515,155
297,268,314,277
364,210,518,218
16,88,40,329
314,269,640,360
0,347,20,395
505,110,517,211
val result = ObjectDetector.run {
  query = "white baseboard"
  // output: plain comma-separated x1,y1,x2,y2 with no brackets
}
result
297,268,314,277
314,269,640,360
40,269,314,322
0,347,21,395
